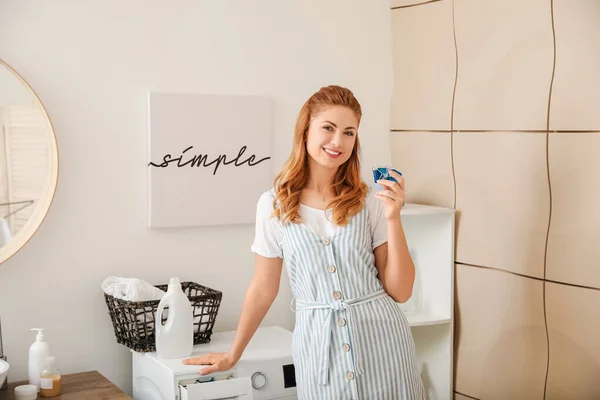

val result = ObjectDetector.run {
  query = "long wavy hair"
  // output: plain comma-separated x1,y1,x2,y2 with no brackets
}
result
273,85,368,226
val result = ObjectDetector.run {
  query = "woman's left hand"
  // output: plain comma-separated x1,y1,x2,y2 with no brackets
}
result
375,170,405,220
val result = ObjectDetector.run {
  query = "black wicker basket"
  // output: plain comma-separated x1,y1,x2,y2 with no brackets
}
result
104,281,222,352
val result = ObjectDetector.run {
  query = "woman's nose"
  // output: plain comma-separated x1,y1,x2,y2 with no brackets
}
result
330,131,343,146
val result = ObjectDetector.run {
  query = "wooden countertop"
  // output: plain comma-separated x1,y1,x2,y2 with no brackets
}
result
0,371,130,399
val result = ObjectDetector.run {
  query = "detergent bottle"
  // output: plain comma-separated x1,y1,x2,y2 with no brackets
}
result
155,277,193,359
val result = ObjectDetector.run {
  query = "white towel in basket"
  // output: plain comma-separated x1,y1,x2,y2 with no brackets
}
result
101,276,165,301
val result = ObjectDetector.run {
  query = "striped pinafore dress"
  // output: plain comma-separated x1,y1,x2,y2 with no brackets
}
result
282,201,427,400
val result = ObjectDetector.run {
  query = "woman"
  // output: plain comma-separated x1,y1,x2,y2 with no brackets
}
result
184,85,426,399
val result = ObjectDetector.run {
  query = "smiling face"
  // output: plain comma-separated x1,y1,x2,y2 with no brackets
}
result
305,105,358,172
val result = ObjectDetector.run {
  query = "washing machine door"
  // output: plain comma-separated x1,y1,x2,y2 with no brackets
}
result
179,376,253,400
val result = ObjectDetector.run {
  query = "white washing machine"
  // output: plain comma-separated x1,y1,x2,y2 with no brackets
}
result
132,326,297,400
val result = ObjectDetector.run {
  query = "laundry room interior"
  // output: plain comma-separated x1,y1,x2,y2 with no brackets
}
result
0,0,598,399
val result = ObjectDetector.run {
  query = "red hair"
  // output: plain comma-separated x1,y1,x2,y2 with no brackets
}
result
273,85,368,226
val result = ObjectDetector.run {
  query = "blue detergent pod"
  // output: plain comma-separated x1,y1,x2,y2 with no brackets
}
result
372,166,402,184
371,166,405,207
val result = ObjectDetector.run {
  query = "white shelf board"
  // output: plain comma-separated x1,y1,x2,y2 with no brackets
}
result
401,203,455,216
403,310,452,327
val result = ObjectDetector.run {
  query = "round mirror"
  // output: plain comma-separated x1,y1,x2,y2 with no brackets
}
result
0,59,58,264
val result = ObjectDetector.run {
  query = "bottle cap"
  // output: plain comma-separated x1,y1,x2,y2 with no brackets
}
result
168,277,182,291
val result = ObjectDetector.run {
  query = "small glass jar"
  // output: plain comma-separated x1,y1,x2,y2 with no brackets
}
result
39,356,61,398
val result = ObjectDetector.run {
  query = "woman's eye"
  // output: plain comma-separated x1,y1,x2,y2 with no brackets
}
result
345,131,355,136
323,126,333,131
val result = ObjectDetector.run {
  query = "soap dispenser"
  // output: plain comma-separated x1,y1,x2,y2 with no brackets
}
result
28,328,50,392
155,277,193,359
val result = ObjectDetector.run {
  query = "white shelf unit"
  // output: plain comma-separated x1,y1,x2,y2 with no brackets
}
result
399,203,455,400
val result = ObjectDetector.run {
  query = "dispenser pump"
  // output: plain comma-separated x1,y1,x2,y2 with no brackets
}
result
31,329,45,342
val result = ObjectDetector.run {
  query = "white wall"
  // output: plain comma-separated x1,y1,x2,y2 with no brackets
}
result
0,0,393,393
0,65,33,106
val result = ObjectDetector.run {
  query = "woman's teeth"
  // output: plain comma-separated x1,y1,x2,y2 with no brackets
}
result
324,148,341,156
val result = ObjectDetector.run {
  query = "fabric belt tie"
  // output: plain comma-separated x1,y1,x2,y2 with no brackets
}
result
293,288,387,386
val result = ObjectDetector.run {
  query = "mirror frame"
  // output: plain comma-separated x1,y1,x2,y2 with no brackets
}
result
0,58,59,265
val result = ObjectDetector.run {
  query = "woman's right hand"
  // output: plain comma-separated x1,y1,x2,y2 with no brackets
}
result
182,351,239,375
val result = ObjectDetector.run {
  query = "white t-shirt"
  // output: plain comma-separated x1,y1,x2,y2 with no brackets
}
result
251,189,388,259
